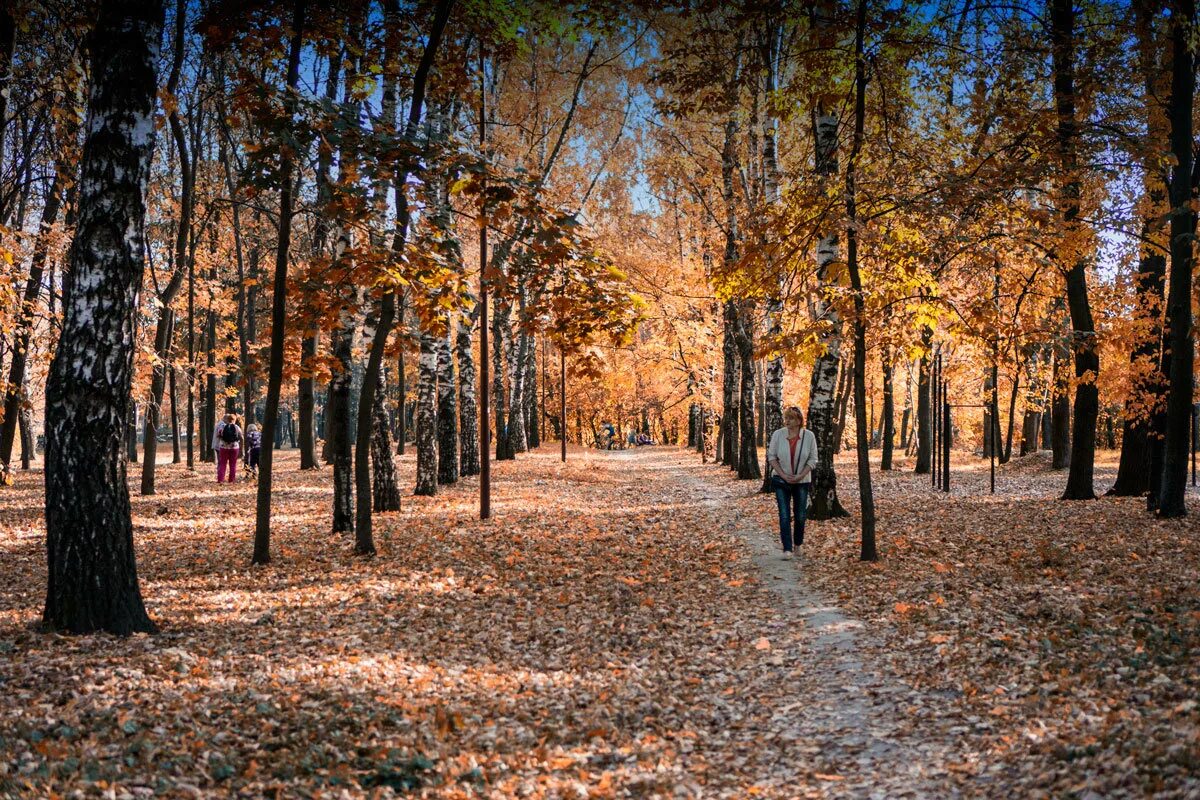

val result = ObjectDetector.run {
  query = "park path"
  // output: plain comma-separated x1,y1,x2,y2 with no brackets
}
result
612,446,968,798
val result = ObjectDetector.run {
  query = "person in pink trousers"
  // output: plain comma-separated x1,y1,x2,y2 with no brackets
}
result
213,413,242,483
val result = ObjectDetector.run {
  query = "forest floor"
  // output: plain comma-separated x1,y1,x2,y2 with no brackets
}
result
0,445,1197,798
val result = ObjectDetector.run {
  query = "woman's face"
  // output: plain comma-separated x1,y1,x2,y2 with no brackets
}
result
785,410,803,427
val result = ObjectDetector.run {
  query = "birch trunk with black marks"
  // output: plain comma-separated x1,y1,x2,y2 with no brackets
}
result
415,329,438,496
43,0,163,634
436,324,458,484
525,335,539,449
457,309,480,476
805,104,848,518
370,358,400,512
759,22,784,490
493,294,512,461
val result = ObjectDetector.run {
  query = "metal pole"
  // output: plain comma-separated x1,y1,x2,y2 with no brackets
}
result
932,350,939,488
478,51,490,521
560,345,566,462
1192,403,1196,487
943,383,951,493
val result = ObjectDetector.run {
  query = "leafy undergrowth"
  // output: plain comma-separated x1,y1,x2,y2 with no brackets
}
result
0,447,824,798
731,448,1200,798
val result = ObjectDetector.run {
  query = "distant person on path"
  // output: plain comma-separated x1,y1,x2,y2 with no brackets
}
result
244,423,262,481
213,413,242,484
767,406,818,560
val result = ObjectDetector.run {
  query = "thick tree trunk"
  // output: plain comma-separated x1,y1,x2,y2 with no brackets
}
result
1050,0,1099,500
1156,0,1196,517
436,323,458,484
457,310,480,476
371,367,400,512
506,325,530,456
415,329,438,496
43,0,162,634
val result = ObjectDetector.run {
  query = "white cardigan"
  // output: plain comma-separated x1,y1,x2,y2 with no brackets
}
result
767,427,818,482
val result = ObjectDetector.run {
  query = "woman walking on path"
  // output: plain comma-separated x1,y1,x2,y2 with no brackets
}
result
213,413,242,484
767,406,818,559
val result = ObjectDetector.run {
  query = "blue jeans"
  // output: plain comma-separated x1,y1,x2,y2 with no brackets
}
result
772,476,809,552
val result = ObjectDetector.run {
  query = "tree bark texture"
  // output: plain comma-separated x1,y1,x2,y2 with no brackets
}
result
457,310,480,476
43,0,164,634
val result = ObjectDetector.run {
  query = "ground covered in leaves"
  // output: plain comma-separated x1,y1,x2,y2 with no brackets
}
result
0,445,1195,798
731,448,1200,799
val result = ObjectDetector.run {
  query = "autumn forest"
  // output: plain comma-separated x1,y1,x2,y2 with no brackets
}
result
0,0,1197,796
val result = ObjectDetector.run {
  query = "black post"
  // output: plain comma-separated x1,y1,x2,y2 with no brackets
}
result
942,373,951,493
932,351,940,488
478,50,490,521
560,346,566,463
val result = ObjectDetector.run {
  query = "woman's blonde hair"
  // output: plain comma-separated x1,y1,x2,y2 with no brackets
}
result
783,406,804,425
224,413,237,425
248,423,259,433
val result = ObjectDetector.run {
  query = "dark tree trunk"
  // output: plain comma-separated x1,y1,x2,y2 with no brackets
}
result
881,347,895,470
127,405,138,463
1,164,66,469
1002,371,1019,464
252,0,305,565
720,300,739,468
169,366,181,463
1156,0,1196,517
915,330,932,473
734,305,760,480
846,0,875,560
43,0,163,635
298,335,318,468
1021,410,1040,456
1050,0,1099,500
1051,345,1071,470
1113,3,1170,498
